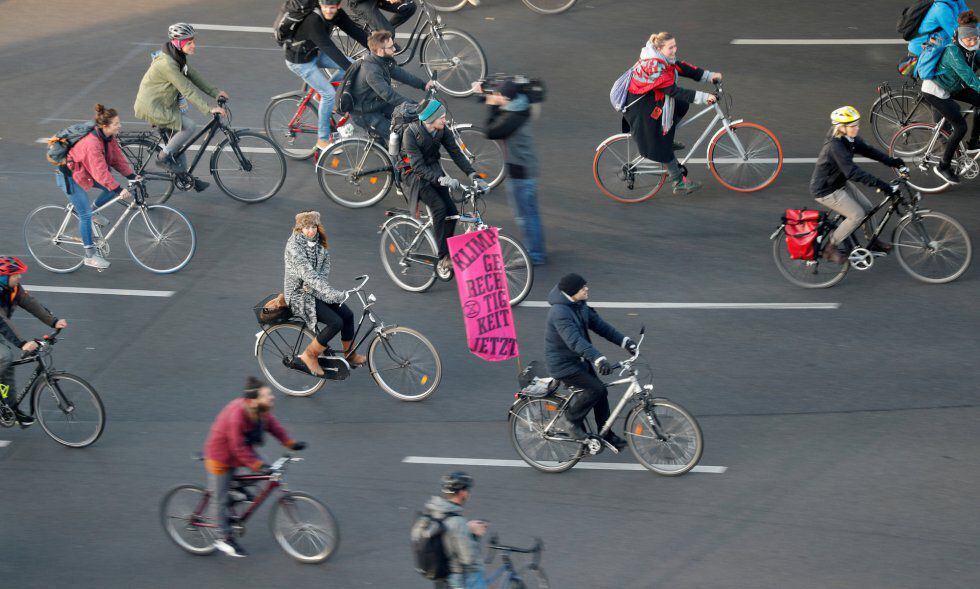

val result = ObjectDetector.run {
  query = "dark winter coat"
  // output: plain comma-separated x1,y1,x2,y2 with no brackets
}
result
544,286,626,379
350,54,426,115
0,285,58,348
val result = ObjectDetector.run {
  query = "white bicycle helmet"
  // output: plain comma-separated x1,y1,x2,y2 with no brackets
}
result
168,23,196,41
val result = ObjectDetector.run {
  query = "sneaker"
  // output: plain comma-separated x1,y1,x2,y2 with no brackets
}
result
934,164,960,184
602,432,627,451
672,178,702,195
672,141,685,151
213,537,247,558
551,416,588,440
156,151,183,173
193,178,210,192
83,251,110,270
91,213,110,228
436,256,453,281
15,409,34,428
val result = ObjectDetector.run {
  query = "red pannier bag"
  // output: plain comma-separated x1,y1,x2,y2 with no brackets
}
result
783,209,824,260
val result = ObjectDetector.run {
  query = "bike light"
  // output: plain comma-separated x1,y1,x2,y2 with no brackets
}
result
367,293,376,303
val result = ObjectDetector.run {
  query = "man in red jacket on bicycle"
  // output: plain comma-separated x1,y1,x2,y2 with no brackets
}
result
203,377,306,557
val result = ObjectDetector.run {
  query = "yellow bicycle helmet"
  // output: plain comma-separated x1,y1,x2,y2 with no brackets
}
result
830,106,860,125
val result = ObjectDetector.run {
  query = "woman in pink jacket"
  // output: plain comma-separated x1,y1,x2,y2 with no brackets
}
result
65,104,136,269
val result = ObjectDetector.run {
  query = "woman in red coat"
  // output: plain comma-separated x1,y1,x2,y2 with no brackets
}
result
65,104,135,269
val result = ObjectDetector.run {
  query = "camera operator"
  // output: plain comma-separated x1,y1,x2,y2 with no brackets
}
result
471,77,546,266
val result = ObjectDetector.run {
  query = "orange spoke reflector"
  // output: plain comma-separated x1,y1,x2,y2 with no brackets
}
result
545,404,558,412
478,172,488,179
421,375,429,385
330,158,339,168
634,424,644,435
370,176,378,184
459,143,467,150
388,243,396,253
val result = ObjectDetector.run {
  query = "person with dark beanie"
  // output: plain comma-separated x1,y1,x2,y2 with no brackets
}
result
543,274,637,449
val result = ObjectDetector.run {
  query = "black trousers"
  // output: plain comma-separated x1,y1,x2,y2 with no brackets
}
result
924,89,980,165
314,299,356,346
348,0,416,35
406,177,458,258
559,368,611,431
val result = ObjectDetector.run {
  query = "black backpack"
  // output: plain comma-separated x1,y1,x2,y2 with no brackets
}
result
333,59,365,115
388,101,421,157
273,0,316,48
410,513,455,580
897,0,951,41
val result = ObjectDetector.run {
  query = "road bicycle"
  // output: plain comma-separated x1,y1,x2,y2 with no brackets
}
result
160,454,339,563
316,86,504,208
118,98,287,205
254,275,442,400
870,80,935,149
593,82,783,203
428,0,575,15
331,0,487,97
771,176,972,288
379,182,533,305
509,328,704,475
0,329,105,448
24,177,196,274
888,115,980,193
484,535,550,589
265,80,354,161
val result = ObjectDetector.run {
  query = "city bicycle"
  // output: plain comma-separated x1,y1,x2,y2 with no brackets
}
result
316,86,504,208
509,328,704,475
428,0,576,15
0,329,105,448
484,535,550,589
888,115,980,192
870,80,934,149
379,182,533,304
771,176,972,288
24,177,196,274
118,98,287,205
264,80,352,160
254,275,442,400
331,0,487,97
160,454,339,563
593,82,782,203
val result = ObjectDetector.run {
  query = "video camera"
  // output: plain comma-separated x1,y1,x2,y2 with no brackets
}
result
480,73,546,104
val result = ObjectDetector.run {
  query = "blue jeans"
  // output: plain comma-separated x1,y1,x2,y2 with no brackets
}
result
448,570,488,589
286,54,343,141
505,177,546,264
66,180,114,247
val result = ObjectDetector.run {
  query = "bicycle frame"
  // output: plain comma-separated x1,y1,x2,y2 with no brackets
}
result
380,185,486,268
51,184,161,252
189,456,300,530
5,331,71,417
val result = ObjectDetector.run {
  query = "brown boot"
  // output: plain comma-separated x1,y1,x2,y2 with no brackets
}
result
821,242,847,265
298,339,327,376
342,340,367,366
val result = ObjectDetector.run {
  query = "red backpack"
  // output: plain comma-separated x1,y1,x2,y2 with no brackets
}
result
783,209,825,260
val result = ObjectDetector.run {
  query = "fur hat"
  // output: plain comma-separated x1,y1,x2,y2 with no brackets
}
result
294,210,321,229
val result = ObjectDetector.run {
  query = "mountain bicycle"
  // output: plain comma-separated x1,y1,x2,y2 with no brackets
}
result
771,175,972,288
316,86,504,208
593,82,782,203
0,329,105,448
264,80,354,160
331,0,487,97
428,0,576,15
118,98,287,205
484,535,549,589
24,177,196,274
254,275,442,400
379,182,533,305
160,454,339,564
509,328,704,475
888,114,980,192
870,80,934,149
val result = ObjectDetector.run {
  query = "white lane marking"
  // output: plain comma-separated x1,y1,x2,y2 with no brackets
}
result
24,285,175,297
731,38,906,45
403,456,727,474
191,22,410,38
40,45,146,124
519,302,839,310
0,441,11,448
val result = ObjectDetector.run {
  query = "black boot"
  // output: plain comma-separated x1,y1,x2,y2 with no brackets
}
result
603,432,627,451
193,178,210,192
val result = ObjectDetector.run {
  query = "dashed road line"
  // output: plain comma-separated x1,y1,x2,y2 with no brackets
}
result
731,38,906,45
24,285,175,297
403,456,728,474
519,301,839,310
0,441,11,448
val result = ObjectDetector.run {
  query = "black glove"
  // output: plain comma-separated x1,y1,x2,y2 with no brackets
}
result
885,182,902,197
292,441,307,451
594,356,612,376
624,338,638,355
892,158,906,169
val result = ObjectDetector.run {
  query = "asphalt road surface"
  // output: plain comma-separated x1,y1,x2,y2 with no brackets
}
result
1,1,978,587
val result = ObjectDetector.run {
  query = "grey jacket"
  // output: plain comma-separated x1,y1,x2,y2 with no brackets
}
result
283,232,345,331
350,54,426,115
484,94,538,178
423,495,482,574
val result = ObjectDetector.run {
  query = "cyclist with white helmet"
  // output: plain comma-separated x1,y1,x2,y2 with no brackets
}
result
134,23,229,185
809,106,907,264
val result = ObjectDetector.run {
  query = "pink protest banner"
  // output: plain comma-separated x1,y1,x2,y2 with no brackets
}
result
447,228,520,362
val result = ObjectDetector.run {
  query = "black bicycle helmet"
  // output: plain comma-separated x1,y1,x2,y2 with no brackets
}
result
441,471,474,494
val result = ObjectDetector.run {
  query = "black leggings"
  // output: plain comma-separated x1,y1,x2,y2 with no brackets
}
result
407,179,458,258
559,368,611,430
924,89,980,165
314,300,356,346
348,0,416,35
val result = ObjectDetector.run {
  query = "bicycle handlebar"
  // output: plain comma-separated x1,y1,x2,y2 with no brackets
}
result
33,328,62,346
347,275,370,295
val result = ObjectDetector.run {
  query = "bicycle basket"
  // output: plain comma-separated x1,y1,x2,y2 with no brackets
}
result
254,293,293,325
782,209,825,261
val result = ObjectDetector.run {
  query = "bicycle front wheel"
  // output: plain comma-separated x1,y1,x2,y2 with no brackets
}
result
317,138,393,208
160,485,218,555
889,124,952,193
593,134,667,203
270,491,340,564
771,232,848,289
369,326,442,401
447,126,506,188
522,0,576,14
256,322,326,397
625,400,703,476
871,91,932,149
893,211,972,283
380,217,438,292
499,234,534,306
32,372,105,448
125,205,196,274
707,122,782,192
421,29,488,97
24,205,84,273
509,397,583,473
118,136,175,204
211,131,287,203
264,96,320,161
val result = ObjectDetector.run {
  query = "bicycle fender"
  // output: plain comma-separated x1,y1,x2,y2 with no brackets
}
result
769,224,785,240
595,133,630,152
380,213,417,233
270,90,305,102
253,330,264,357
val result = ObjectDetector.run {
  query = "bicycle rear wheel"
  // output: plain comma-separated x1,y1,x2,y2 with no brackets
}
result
707,121,782,192
499,234,534,306
522,0,576,14
118,136,175,204
593,134,667,203
447,126,506,188
889,123,952,193
264,96,320,161
421,29,488,97
317,138,394,208
771,232,848,288
380,217,439,292
368,326,442,401
256,323,326,397
160,485,217,555
893,211,972,283
211,131,287,203
625,400,703,476
23,205,84,273
269,491,339,564
509,397,583,473
125,205,196,274
331,27,369,60
871,91,932,149
33,372,105,448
